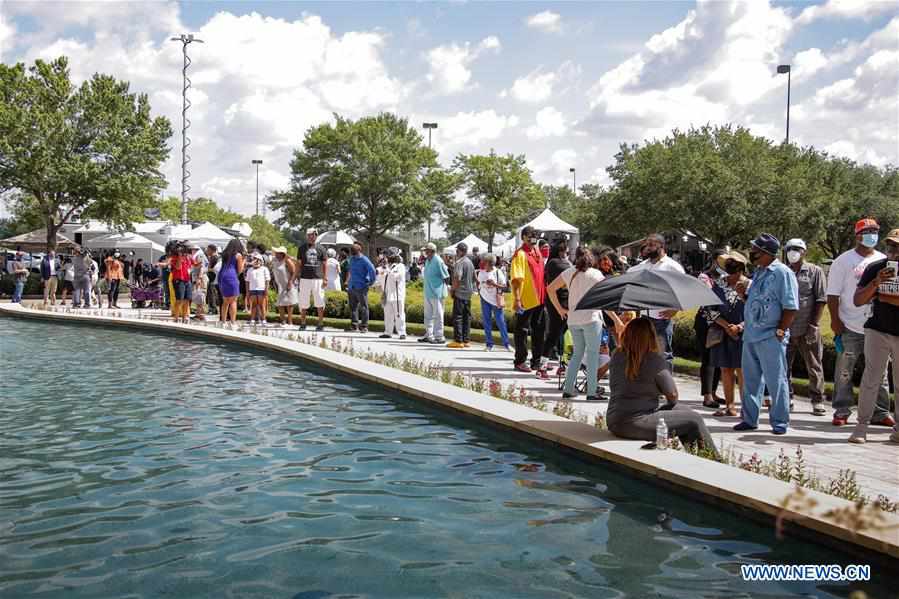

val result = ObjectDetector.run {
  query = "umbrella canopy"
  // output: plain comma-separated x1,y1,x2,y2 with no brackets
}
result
0,230,80,252
318,230,356,246
576,269,721,312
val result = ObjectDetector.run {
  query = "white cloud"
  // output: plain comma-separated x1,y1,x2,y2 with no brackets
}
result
425,36,501,95
551,148,577,171
509,68,557,103
526,107,567,138
797,0,898,25
526,10,562,33
0,12,14,62
440,109,520,148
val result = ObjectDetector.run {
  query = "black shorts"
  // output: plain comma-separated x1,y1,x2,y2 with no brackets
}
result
173,279,192,301
62,280,74,292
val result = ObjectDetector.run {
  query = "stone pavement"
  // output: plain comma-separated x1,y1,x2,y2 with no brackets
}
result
22,302,899,500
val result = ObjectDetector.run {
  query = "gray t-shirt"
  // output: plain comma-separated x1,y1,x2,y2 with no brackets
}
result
789,262,826,337
606,351,677,428
453,256,476,300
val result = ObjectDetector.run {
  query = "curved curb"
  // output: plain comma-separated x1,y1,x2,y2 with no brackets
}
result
3,302,897,563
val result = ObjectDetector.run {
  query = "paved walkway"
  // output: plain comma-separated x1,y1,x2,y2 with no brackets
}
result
17,302,899,500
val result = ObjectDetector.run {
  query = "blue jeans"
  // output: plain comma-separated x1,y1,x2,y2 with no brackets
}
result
348,288,369,328
12,278,25,303
564,321,602,397
832,329,890,420
741,335,790,432
651,317,674,370
481,301,510,348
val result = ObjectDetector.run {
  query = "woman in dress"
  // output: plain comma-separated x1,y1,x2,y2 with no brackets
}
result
271,246,299,327
704,251,749,418
218,239,245,328
325,248,342,292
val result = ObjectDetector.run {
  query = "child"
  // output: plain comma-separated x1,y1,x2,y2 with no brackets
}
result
245,256,270,325
476,253,511,351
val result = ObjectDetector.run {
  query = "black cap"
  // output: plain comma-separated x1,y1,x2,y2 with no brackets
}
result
456,242,468,253
750,233,781,256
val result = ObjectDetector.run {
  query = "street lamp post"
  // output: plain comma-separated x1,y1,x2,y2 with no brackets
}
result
251,160,263,216
569,167,576,196
422,122,438,242
170,33,204,225
777,64,791,144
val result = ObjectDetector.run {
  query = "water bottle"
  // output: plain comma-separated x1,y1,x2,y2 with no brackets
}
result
656,417,668,450
834,334,843,354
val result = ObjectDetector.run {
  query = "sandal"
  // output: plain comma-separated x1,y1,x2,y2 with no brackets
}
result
702,398,719,408
713,408,738,417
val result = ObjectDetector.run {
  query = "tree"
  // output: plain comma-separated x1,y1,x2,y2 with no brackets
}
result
269,112,438,256
0,57,172,251
245,215,295,255
541,184,578,225
152,196,243,227
449,151,544,251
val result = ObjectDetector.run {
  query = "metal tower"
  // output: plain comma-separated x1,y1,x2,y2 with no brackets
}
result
170,34,204,225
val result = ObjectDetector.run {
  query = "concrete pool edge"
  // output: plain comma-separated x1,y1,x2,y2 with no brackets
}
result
4,302,898,562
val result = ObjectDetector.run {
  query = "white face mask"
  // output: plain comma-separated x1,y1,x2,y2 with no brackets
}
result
786,250,802,264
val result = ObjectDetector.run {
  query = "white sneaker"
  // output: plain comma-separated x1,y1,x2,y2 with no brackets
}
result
485,346,493,352
889,431,899,444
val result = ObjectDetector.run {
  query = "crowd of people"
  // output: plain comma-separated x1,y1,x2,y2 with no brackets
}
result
12,217,898,449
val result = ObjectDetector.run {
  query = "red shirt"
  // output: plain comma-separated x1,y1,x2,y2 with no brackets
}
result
171,255,192,281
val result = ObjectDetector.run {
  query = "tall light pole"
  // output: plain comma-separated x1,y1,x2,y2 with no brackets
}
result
569,167,576,196
251,160,263,216
422,122,438,242
170,34,203,225
777,64,791,144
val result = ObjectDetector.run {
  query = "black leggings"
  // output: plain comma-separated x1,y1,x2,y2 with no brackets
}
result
695,315,721,396
543,299,567,360
514,305,545,369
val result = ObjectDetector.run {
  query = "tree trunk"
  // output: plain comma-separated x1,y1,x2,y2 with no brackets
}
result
487,227,495,253
46,216,59,253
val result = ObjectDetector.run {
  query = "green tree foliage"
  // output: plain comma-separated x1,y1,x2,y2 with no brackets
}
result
0,57,172,251
599,125,898,257
541,184,578,225
447,151,544,251
269,112,438,256
152,196,244,227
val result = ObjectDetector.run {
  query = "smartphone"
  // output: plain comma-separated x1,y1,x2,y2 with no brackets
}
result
886,261,898,277
641,442,658,450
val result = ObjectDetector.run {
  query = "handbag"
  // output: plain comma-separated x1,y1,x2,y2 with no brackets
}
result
705,326,725,348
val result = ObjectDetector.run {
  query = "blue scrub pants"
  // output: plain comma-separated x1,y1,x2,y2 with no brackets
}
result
740,335,790,432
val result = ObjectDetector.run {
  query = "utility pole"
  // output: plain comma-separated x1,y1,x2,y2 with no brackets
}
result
170,33,204,225
569,167,576,196
422,122,438,242
777,64,791,144
252,160,263,216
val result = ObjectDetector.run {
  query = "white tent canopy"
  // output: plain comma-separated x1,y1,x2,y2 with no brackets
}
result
515,208,580,257
318,230,356,246
442,233,489,255
85,232,165,263
495,238,518,259
183,222,234,249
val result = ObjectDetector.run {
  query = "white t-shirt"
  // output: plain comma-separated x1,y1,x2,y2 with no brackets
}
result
560,266,605,326
825,247,885,334
627,255,685,319
246,265,271,292
477,268,506,307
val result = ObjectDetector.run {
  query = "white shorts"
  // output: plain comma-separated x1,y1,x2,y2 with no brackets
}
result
298,278,325,310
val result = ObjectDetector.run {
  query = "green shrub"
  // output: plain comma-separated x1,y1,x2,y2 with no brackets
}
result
0,273,43,296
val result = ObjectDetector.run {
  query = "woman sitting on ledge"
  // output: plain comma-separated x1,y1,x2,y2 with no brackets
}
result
607,317,719,457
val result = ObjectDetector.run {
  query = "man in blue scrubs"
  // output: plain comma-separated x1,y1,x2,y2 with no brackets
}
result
734,234,799,435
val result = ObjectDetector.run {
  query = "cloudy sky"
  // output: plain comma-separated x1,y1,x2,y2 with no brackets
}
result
1,0,896,219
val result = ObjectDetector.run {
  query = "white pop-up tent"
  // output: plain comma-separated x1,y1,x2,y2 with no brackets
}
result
183,222,234,250
442,233,489,255
515,208,579,257
85,232,166,263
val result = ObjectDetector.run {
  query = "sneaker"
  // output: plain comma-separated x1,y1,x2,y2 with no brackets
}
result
503,345,513,352
399,335,406,340
485,346,494,352
561,392,578,399
812,403,827,416
446,341,465,348
299,324,307,331
315,325,325,332
733,422,758,431
349,324,359,332
772,428,788,435
586,395,602,402
360,328,369,334
418,337,433,343
889,431,899,444
431,338,446,344
379,334,392,339
463,342,471,348
873,416,896,427
847,433,866,444
832,415,849,426
514,363,532,373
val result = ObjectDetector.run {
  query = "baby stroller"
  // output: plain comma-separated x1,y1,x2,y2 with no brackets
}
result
129,281,163,309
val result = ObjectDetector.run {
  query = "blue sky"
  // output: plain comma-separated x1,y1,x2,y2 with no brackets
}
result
1,0,896,223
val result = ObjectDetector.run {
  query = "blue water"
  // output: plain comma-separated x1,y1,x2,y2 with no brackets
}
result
0,318,890,598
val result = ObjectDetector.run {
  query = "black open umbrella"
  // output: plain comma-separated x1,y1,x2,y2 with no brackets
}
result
575,268,721,311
